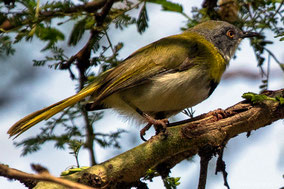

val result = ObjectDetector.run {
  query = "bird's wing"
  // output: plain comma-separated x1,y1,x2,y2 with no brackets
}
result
95,33,202,101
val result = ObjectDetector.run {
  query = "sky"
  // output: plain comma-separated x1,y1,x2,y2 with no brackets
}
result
0,1,283,189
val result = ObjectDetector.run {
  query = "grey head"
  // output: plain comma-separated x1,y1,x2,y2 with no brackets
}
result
189,20,258,62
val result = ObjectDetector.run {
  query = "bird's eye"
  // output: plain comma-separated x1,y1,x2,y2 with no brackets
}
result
226,30,235,39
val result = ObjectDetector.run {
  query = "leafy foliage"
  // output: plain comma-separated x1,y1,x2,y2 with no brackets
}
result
68,139,84,167
163,177,181,189
35,25,65,51
143,168,180,189
68,16,96,46
149,0,183,13
0,35,15,56
137,2,149,34
113,13,136,30
14,102,126,158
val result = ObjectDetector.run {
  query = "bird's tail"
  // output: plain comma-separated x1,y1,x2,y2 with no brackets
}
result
8,85,100,138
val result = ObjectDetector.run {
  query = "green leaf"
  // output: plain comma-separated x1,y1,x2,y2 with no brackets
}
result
61,166,89,176
163,176,181,189
35,25,65,51
276,96,284,105
114,13,136,30
242,92,279,104
242,92,267,103
148,0,183,13
143,169,159,181
68,18,87,46
137,3,149,34
0,35,15,56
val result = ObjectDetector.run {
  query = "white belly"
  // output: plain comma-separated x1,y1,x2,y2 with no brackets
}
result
103,67,211,120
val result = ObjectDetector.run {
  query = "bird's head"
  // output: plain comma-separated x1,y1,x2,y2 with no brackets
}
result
189,20,258,62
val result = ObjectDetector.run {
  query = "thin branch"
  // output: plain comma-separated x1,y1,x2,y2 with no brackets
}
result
271,0,284,19
104,29,115,54
0,0,115,32
60,0,116,73
263,47,284,66
0,164,96,189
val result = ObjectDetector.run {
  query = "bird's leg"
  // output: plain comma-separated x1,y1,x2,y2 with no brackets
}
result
120,96,169,141
137,109,169,141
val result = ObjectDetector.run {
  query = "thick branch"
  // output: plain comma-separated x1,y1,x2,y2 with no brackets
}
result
25,89,284,188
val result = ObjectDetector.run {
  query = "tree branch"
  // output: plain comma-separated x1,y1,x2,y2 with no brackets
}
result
9,89,284,188
0,0,120,32
0,164,96,189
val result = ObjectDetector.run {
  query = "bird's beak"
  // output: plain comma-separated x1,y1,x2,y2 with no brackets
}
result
240,31,259,38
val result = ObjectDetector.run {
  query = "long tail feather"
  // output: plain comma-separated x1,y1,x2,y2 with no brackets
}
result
8,86,99,138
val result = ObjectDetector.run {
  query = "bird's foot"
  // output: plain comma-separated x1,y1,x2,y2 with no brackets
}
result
140,114,169,141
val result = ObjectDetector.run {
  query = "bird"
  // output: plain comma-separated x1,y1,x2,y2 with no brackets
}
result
8,20,258,140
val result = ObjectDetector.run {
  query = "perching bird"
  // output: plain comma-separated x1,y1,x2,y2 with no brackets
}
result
8,20,257,140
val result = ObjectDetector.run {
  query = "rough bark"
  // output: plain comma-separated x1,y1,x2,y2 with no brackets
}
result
31,89,284,188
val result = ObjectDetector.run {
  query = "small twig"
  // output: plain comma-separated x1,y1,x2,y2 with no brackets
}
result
271,0,284,19
49,107,72,133
0,164,96,189
215,148,230,189
104,29,115,54
263,47,284,66
0,0,111,32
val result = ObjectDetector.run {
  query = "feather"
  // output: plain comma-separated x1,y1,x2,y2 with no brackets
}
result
8,85,100,138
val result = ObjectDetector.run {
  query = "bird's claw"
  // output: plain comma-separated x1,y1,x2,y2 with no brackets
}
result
140,119,169,141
